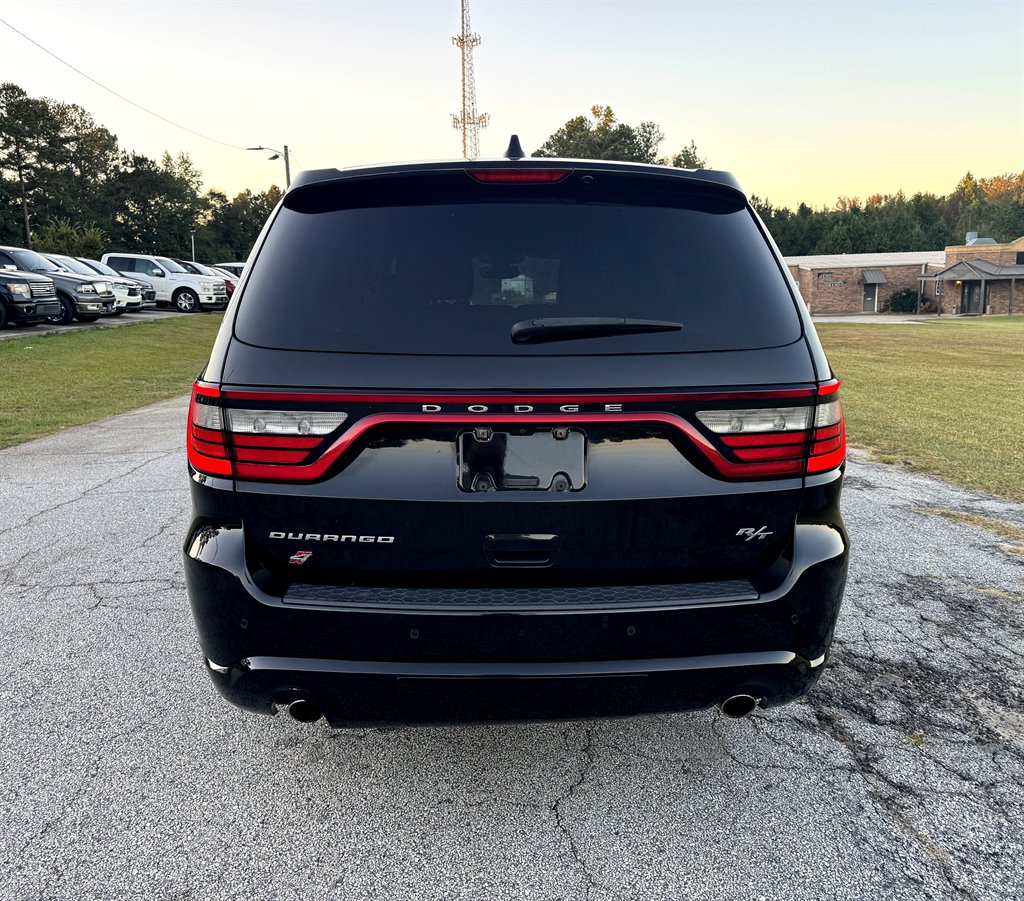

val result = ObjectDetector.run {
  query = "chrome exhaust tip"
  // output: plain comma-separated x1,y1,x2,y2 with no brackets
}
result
287,699,323,723
719,694,759,719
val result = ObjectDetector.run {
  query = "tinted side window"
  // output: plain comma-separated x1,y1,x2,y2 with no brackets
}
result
236,197,801,356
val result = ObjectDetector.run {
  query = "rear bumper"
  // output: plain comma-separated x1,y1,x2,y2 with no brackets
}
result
206,651,826,726
184,521,848,726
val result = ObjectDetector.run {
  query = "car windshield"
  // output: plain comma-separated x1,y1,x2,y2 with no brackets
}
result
156,257,187,273
11,249,59,273
80,259,119,277
49,256,95,275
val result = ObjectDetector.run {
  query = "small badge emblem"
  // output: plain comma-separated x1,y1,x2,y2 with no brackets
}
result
736,526,774,541
289,550,314,565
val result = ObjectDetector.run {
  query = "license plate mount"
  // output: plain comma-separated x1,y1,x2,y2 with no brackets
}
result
458,429,587,492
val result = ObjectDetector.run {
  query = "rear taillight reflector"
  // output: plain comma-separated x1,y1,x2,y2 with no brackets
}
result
192,437,230,459
720,430,810,449
232,448,311,464
732,446,806,462
231,434,323,450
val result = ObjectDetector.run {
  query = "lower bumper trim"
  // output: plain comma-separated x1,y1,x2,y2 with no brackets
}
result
244,650,804,678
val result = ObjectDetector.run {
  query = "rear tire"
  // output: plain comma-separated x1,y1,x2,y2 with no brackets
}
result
47,295,75,326
173,289,199,313
0,304,7,329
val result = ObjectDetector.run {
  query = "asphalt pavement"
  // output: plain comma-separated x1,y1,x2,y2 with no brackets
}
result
0,309,189,342
1,398,1022,900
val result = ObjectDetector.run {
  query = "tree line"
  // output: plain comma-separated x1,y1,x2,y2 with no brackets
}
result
535,106,1024,256
0,83,281,261
2,89,1021,262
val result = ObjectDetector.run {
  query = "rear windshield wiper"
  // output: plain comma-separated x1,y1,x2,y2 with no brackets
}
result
511,317,683,344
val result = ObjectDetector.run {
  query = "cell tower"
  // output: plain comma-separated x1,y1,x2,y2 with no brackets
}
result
451,0,489,159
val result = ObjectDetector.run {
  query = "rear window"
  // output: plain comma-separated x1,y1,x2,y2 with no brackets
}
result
235,173,801,355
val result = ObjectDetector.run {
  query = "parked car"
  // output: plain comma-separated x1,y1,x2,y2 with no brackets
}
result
184,147,849,728
42,254,131,314
101,253,227,313
0,246,116,324
214,262,246,278
207,267,238,297
0,268,60,328
173,260,233,302
76,258,157,309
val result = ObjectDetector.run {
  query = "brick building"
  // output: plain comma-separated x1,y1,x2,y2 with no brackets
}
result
923,235,1024,315
784,252,944,314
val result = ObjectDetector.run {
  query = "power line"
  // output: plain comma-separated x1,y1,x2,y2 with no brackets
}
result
0,15,247,151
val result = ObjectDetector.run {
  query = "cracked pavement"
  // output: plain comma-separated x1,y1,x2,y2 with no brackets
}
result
1,397,1023,900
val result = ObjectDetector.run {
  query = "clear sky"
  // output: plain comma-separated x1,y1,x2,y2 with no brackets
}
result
3,0,1022,209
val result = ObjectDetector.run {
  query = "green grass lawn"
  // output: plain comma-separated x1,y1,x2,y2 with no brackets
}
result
1,313,1022,504
0,315,223,449
817,317,1024,502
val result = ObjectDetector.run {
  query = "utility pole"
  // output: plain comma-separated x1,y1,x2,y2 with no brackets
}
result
451,0,489,159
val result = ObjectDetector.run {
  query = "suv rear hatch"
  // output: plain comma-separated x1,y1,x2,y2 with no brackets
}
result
192,164,839,593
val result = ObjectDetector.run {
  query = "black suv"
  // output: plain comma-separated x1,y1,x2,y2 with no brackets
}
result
185,146,849,727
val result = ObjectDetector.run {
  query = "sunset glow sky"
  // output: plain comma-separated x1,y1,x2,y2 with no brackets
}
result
3,0,1022,209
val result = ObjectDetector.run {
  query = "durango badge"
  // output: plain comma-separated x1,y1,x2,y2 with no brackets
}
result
270,532,395,544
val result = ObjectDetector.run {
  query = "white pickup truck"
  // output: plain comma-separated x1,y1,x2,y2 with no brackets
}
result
101,253,227,312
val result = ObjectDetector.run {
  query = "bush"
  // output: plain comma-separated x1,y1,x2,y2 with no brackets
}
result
33,218,107,258
884,288,919,313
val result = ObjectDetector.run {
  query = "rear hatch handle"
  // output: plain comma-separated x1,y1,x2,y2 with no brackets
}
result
485,533,561,567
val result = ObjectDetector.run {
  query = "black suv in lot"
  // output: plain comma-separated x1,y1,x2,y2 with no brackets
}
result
185,148,849,727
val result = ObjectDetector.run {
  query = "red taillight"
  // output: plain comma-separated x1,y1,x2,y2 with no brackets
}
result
467,168,572,183
806,384,846,473
186,383,348,478
187,385,232,476
694,381,845,478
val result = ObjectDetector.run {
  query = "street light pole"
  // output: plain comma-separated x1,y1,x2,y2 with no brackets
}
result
247,144,291,188
190,229,196,261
